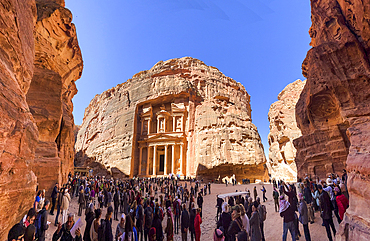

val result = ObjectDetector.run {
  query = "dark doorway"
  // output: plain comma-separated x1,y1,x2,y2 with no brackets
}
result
159,154,165,172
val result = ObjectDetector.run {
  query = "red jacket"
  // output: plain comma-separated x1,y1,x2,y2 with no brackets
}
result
336,194,349,220
194,213,202,233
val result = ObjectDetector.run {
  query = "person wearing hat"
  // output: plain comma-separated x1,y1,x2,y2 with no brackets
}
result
318,184,336,241
298,193,311,241
334,187,349,223
213,229,225,241
279,196,296,241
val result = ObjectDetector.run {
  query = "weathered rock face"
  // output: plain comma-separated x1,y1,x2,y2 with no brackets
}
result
0,0,82,239
267,79,305,182
27,0,83,194
76,57,268,182
294,0,370,239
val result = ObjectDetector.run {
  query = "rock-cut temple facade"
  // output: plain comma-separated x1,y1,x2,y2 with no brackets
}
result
75,57,269,181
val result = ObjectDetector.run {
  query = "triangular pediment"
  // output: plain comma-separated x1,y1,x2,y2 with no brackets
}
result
143,133,185,142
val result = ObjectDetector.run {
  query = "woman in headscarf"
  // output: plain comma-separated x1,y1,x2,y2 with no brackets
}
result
165,207,174,241
279,195,296,241
115,214,126,241
249,201,262,241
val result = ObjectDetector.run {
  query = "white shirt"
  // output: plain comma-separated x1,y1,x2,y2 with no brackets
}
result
241,214,250,234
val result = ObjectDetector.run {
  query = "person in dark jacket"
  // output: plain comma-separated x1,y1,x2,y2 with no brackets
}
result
38,200,50,241
52,213,82,241
189,203,196,241
51,183,59,215
56,187,65,226
181,204,190,241
78,190,85,217
227,205,243,241
217,202,232,241
152,207,164,241
303,182,314,224
197,193,203,218
279,196,296,241
83,203,95,241
113,188,120,221
318,184,336,241
250,201,262,241
298,193,311,241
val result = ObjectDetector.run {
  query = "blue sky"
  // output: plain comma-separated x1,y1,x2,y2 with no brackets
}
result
66,0,311,158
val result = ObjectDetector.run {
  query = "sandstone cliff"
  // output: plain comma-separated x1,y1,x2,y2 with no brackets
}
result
267,79,305,182
294,0,370,239
76,57,268,182
0,0,82,239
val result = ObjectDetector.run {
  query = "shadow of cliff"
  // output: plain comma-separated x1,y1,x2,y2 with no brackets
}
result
74,150,128,179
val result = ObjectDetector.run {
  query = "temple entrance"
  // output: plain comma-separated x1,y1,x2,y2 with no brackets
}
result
159,154,165,172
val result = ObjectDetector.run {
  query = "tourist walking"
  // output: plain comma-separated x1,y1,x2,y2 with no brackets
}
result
181,204,190,241
261,186,267,202
279,195,296,241
189,203,196,241
318,184,336,241
83,203,95,241
36,200,50,241
61,189,71,224
165,207,174,241
298,193,311,241
250,201,262,241
78,189,85,216
51,183,59,215
256,197,266,241
90,209,101,241
194,208,202,241
253,187,258,201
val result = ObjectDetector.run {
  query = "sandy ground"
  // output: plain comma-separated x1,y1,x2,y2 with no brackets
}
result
46,183,339,241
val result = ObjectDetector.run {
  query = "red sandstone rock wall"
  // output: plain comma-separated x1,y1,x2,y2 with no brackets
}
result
0,0,82,239
294,0,370,239
76,57,268,181
267,79,305,182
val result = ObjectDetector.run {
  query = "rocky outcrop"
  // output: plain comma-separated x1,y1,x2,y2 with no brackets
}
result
0,0,82,239
76,57,268,182
267,79,305,182
294,0,370,239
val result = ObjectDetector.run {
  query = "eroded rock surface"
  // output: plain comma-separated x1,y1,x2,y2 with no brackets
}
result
76,57,268,181
267,79,305,182
0,0,82,239
294,0,370,239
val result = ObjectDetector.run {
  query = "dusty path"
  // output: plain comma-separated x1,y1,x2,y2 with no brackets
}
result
46,183,339,241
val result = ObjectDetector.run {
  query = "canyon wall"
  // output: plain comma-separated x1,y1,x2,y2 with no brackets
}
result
76,57,268,182
0,0,82,239
267,79,305,182
294,0,370,239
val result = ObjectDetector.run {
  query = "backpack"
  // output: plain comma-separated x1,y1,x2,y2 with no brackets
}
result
261,205,267,221
98,219,106,241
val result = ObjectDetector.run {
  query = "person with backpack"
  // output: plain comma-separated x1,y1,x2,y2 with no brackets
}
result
135,198,144,241
181,204,189,241
318,184,336,241
99,206,114,241
36,200,50,241
227,205,245,241
144,200,153,241
261,186,267,202
52,213,82,241
256,197,266,241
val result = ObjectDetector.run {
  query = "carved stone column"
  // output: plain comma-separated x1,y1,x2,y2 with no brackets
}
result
173,116,176,132
180,144,183,175
153,145,157,175
164,145,168,175
138,146,143,175
172,144,175,174
146,146,150,176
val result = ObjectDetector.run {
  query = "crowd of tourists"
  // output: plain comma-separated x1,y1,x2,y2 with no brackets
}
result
7,173,212,241
7,169,350,241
